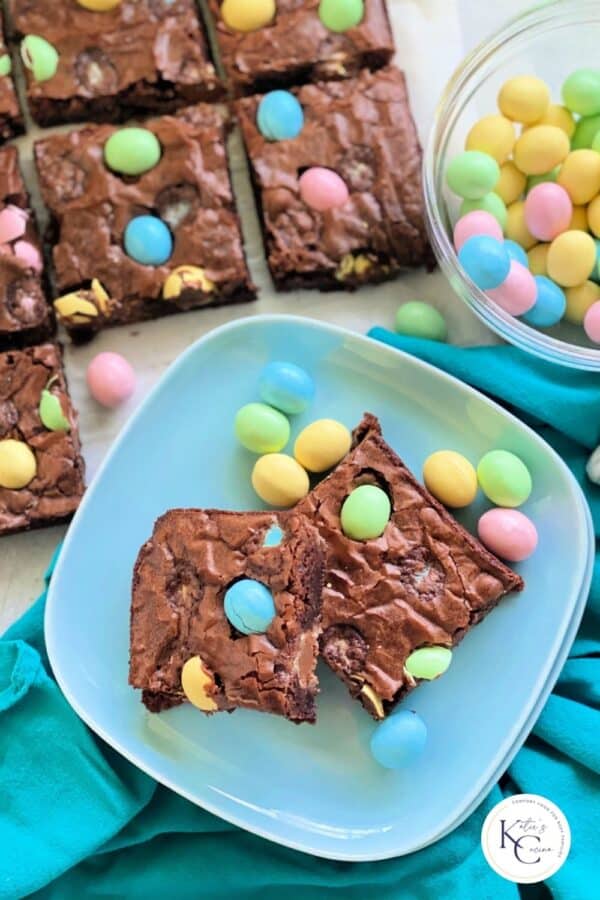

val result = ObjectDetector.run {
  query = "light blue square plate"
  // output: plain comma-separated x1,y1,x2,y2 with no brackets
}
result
45,316,593,861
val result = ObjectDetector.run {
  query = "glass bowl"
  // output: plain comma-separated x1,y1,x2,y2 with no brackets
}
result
423,0,600,370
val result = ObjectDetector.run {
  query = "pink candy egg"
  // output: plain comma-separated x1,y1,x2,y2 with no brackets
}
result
0,205,28,245
486,260,537,315
524,183,572,242
478,508,538,562
86,352,136,408
583,300,600,343
299,167,349,212
453,210,503,251
14,240,42,273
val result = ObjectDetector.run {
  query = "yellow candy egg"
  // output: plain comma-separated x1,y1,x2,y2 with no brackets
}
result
587,194,600,237
0,439,37,489
77,0,121,9
181,656,218,712
466,115,515,164
423,450,477,508
527,243,550,276
569,205,588,231
557,150,600,205
221,0,276,32
506,200,536,250
294,419,351,473
252,454,310,507
498,76,550,124
523,104,575,137
495,161,527,205
513,125,570,175
547,230,597,287
565,281,600,324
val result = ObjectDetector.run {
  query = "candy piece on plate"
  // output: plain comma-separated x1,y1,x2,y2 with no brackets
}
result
423,450,477,508
258,360,315,415
478,508,538,562
252,453,310,506
87,351,135,408
294,418,351,472
370,710,427,769
477,449,532,508
235,402,290,454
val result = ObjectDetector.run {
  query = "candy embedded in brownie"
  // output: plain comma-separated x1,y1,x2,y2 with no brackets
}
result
0,11,23,143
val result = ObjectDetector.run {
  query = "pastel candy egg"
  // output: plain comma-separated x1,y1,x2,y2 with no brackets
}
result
251,454,310,507
370,710,427,770
181,656,218,711
20,35,59,82
478,509,538,562
446,151,500,200
524,183,572,242
124,216,172,266
422,450,477,508
465,115,515,164
572,114,600,149
526,167,559,193
340,484,391,540
263,524,284,547
39,380,70,432
405,646,452,680
587,195,600,238
258,361,315,415
521,275,566,328
583,300,600,343
299,167,349,211
527,243,550,276
513,126,570,176
453,210,503,251
547,230,596,287
104,127,161,176
318,0,364,32
0,54,12,78
257,91,304,141
86,352,136,408
235,402,290,453
457,235,511,290
562,69,600,116
495,161,526,206
498,76,550,124
459,193,507,231
394,301,447,341
77,0,121,8
569,206,588,232
557,150,600,205
565,281,600,324
477,450,532,508
14,241,43,273
0,205,27,244
487,261,537,316
294,419,351,472
0,439,37,489
221,0,276,31
505,200,536,250
504,239,528,268
524,103,575,138
587,446,600,484
224,579,276,635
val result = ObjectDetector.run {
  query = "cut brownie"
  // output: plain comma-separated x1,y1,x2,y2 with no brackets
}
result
130,510,324,723
0,11,23,142
34,104,256,342
297,414,524,719
0,146,53,351
0,343,85,536
207,0,394,96
8,0,223,127
236,67,431,291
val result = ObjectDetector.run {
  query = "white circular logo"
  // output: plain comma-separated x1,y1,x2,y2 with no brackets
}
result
481,794,570,884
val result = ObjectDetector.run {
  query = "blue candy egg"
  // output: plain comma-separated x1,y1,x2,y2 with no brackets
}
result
263,524,284,547
257,91,304,141
124,215,173,266
258,360,315,415
370,709,427,770
521,276,566,328
224,579,276,635
458,235,511,290
504,239,528,268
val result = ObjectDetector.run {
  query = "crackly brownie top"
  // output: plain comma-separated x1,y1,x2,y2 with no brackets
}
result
0,343,84,533
34,105,251,306
0,12,19,122
0,147,49,339
208,0,393,90
236,67,429,278
130,510,324,722
297,414,523,716
9,0,219,102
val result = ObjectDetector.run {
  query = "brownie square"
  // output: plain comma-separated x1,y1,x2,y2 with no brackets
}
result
0,343,85,536
0,146,53,351
34,105,256,342
297,414,524,719
236,67,431,291
208,0,394,96
0,12,23,143
8,0,223,127
130,510,324,723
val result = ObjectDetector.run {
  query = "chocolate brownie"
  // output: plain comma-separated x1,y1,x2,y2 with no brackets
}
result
297,414,524,719
236,67,432,291
8,0,223,127
34,104,256,342
130,510,324,723
0,12,23,142
0,146,53,351
208,0,394,96
0,343,85,536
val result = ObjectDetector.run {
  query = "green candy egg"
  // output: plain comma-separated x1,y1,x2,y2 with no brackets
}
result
318,0,364,32
395,301,447,342
0,54,12,77
477,450,532,508
572,114,600,150
405,646,452,680
20,35,59,83
526,167,560,193
446,151,500,200
460,192,507,232
104,128,161,176
341,484,391,541
39,380,70,433
562,68,600,117
235,402,290,454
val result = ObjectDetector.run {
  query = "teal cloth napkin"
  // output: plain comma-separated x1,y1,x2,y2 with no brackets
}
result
1,337,598,900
